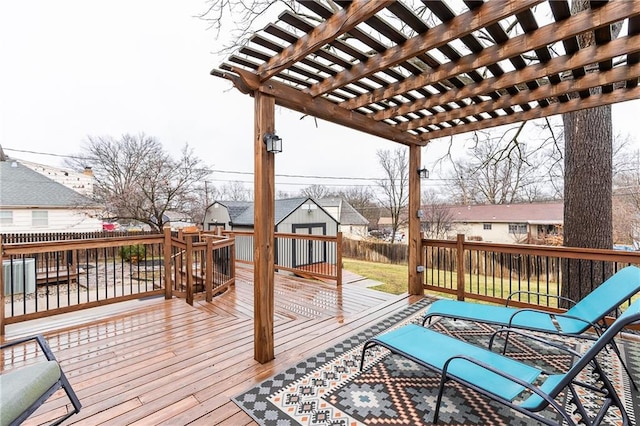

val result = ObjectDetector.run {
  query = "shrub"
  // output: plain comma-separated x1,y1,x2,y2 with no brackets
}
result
119,244,146,262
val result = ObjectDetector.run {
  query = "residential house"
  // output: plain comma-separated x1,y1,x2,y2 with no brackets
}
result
316,198,369,240
19,159,95,197
422,202,563,244
0,159,102,233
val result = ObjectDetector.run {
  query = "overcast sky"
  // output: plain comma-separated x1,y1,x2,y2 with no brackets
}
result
1,1,638,196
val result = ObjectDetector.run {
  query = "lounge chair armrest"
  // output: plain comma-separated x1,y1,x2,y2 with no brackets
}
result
505,291,577,308
489,328,582,359
441,355,555,405
1,335,58,362
507,308,597,328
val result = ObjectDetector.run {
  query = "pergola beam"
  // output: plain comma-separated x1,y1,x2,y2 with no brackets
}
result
308,0,543,98
342,1,640,111
214,67,425,147
422,84,640,141
373,33,640,122
256,0,393,82
400,62,640,131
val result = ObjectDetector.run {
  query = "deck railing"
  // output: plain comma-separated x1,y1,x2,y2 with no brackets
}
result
422,234,640,311
169,231,235,305
0,228,236,334
223,230,342,285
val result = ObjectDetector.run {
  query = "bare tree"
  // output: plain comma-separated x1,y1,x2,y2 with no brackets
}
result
446,129,555,205
276,189,294,199
420,191,453,239
613,149,640,245
299,184,334,199
66,133,210,231
199,0,329,54
376,148,409,244
220,181,251,201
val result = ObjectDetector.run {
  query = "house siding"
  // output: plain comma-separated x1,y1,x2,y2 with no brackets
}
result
0,208,102,233
450,222,530,244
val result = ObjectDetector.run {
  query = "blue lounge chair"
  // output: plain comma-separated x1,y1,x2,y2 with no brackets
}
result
422,265,640,388
0,335,81,426
361,297,640,425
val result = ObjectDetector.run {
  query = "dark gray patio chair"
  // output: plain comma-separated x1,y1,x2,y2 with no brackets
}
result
360,297,640,425
0,335,81,426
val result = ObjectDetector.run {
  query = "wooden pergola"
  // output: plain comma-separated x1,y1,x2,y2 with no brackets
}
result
211,0,640,363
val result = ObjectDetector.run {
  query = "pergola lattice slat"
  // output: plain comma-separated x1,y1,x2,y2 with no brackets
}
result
307,0,544,98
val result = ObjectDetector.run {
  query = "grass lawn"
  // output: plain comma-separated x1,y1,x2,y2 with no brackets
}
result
343,257,563,306
342,258,638,312
343,258,409,295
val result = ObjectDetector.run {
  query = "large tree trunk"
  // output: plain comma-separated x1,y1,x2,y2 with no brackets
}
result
560,0,615,305
562,106,613,303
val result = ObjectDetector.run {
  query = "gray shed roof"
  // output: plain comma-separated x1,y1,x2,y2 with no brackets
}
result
0,160,96,208
212,200,252,222
317,198,369,226
231,197,309,226
223,197,339,227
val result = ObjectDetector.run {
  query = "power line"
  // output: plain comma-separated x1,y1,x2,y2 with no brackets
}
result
3,147,89,161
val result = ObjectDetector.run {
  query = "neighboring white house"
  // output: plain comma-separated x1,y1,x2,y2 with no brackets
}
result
19,159,95,197
0,159,102,233
422,202,563,244
316,198,369,240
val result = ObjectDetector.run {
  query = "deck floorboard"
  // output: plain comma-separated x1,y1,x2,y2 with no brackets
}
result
2,266,421,425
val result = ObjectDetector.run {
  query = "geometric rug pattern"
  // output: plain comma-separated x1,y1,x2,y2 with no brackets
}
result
233,297,639,425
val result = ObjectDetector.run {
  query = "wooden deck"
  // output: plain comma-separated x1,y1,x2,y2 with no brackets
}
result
2,266,423,425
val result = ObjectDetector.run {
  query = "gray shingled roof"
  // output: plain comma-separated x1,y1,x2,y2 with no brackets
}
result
317,198,369,226
0,160,96,207
214,201,252,223
224,197,342,227
231,197,312,226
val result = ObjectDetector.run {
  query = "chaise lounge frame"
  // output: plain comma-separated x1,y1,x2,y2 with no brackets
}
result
422,265,640,389
360,298,640,425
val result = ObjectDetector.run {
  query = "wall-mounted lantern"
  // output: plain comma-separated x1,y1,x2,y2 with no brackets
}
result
263,132,282,154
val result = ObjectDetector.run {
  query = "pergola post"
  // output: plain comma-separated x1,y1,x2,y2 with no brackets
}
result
408,144,423,295
254,91,276,363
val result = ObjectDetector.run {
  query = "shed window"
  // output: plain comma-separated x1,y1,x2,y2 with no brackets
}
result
483,223,492,230
0,211,13,225
32,210,48,226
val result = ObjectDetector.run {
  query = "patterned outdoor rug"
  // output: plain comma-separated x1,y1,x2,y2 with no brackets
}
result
233,298,639,425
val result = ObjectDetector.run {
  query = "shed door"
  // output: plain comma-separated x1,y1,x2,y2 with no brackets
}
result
292,223,326,268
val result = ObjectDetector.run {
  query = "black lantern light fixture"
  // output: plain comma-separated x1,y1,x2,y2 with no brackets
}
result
417,167,429,179
263,132,282,154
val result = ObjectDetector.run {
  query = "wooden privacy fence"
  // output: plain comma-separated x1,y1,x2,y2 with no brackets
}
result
1,230,158,243
342,237,408,264
0,228,236,334
422,234,640,312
